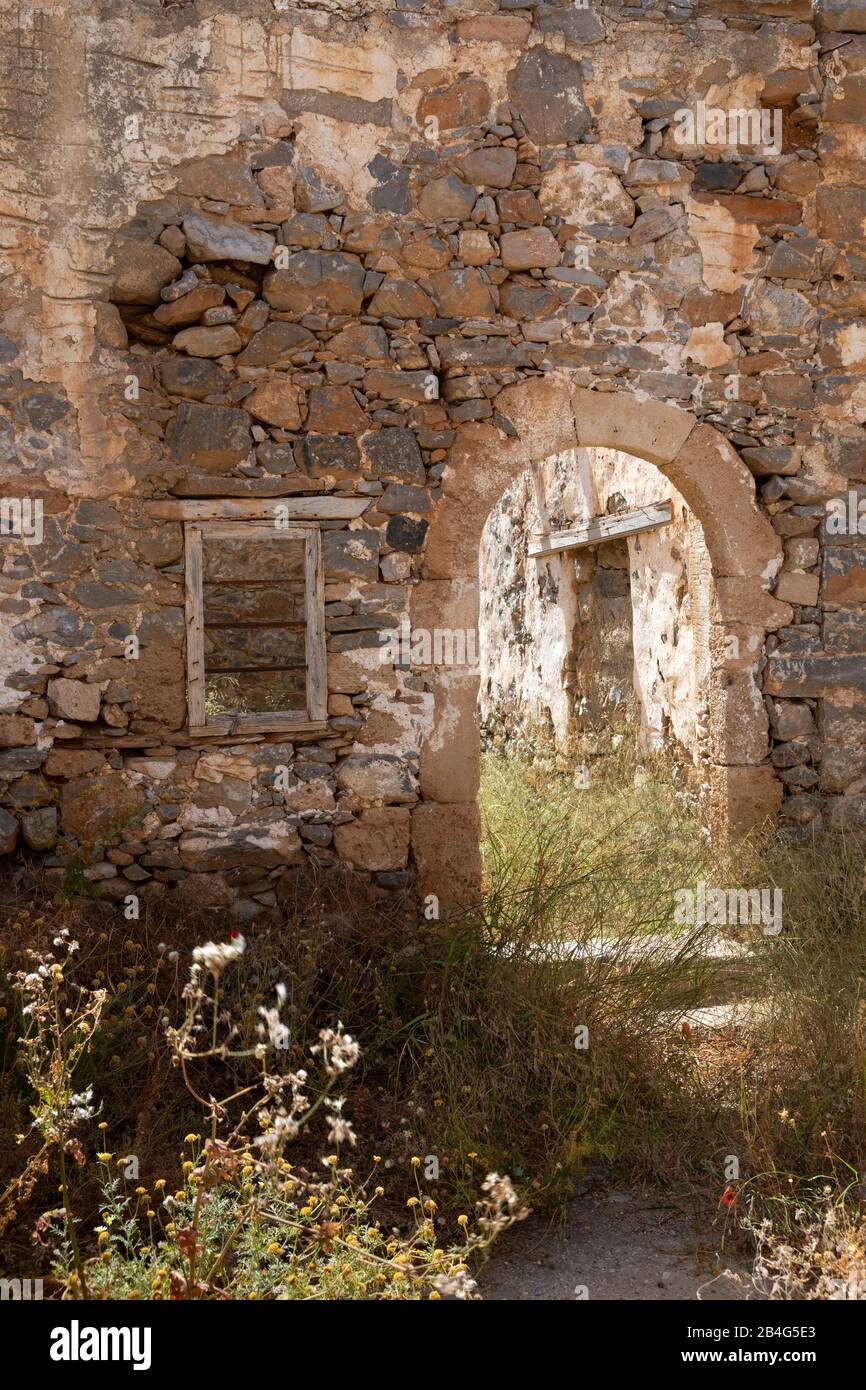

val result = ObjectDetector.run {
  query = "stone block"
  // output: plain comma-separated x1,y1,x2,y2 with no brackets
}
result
420,671,481,802
775,570,820,606
572,386,695,468
336,754,417,803
47,678,100,723
707,764,782,839
110,240,182,305
333,807,410,871
0,715,36,747
708,671,769,765
411,801,481,908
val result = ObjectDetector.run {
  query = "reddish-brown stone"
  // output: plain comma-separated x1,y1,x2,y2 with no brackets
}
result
333,807,410,871
305,385,368,434
367,278,436,319
499,228,561,270
416,77,491,131
430,268,496,318
245,379,306,430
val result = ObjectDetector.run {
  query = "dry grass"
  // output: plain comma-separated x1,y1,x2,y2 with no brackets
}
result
1,754,864,1296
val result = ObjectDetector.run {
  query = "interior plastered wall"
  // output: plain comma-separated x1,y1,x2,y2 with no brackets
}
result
479,447,712,763
0,0,863,912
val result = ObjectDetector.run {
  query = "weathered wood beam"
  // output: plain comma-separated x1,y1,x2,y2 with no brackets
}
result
147,498,369,521
528,500,673,559
188,716,328,738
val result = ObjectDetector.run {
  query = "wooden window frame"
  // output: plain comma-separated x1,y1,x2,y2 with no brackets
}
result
184,519,327,737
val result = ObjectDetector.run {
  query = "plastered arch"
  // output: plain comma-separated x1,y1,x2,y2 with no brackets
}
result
413,377,789,903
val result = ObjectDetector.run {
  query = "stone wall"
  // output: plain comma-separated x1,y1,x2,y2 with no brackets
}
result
480,447,712,771
0,0,864,911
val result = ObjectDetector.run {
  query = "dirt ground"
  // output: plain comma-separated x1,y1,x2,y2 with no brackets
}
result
480,1183,756,1302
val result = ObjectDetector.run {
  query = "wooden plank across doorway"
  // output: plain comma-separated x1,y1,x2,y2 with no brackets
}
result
528,500,673,559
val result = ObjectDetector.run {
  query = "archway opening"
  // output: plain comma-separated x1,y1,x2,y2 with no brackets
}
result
479,445,713,805
416,377,786,907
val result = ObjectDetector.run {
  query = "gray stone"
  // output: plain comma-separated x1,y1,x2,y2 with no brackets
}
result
747,282,812,335
282,89,392,130
507,49,592,146
769,699,815,739
628,206,681,245
767,237,817,279
817,694,866,792
765,654,866,697
179,821,302,871
535,5,606,42
779,792,822,823
294,166,344,214
386,515,428,553
362,429,425,485
299,823,333,846
0,748,44,773
336,755,417,803
379,484,430,515
323,529,380,581
694,163,742,191
161,268,199,302
824,609,866,654
625,159,682,186
368,154,411,214
70,581,137,608
295,434,361,481
20,804,57,850
825,795,866,829
22,390,70,430
160,356,230,400
252,139,295,171
0,807,18,853
0,773,52,808
170,401,252,472
182,212,275,265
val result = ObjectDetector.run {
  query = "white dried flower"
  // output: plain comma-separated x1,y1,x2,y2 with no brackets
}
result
257,1005,290,1051
312,1027,360,1076
327,1114,357,1147
431,1270,478,1300
255,1112,300,1152
325,1097,356,1147
192,934,246,978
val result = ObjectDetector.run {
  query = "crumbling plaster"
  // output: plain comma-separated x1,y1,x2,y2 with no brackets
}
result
480,445,713,765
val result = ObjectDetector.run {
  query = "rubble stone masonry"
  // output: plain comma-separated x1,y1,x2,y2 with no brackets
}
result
0,0,864,914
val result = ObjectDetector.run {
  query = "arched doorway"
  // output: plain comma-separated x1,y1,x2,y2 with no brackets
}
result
479,443,713,779
411,377,789,906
